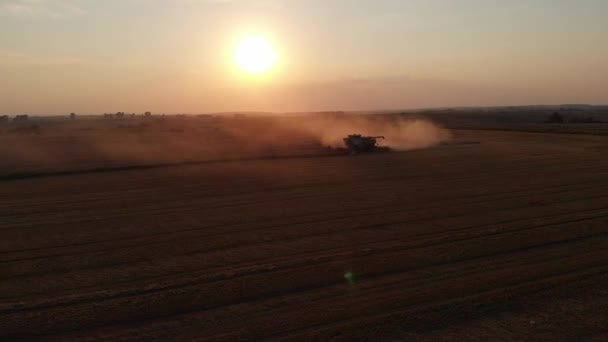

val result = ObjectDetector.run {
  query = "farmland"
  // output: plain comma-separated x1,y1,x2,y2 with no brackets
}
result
1,115,608,340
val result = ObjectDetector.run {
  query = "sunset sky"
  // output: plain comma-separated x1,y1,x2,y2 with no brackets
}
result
1,0,607,114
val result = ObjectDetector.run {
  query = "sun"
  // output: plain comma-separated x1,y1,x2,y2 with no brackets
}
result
233,36,277,74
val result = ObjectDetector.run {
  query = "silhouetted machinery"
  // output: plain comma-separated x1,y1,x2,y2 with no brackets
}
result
342,134,389,154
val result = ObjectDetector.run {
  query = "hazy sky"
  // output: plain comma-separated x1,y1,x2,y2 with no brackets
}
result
1,0,607,114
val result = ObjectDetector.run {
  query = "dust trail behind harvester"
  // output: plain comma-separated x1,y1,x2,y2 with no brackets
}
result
293,115,451,151
0,114,450,178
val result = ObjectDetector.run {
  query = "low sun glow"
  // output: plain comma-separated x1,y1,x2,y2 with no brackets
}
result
233,36,277,74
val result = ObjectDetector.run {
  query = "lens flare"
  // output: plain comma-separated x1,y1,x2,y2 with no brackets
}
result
344,272,354,284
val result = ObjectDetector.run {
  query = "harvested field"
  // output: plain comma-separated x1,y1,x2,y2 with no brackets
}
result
2,122,608,340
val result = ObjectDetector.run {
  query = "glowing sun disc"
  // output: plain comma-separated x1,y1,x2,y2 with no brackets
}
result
233,36,277,74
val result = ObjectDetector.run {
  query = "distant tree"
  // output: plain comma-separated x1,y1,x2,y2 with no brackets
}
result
546,112,564,123
14,114,29,122
116,112,125,119
144,111,152,117
70,113,76,120
571,116,602,123
0,115,8,123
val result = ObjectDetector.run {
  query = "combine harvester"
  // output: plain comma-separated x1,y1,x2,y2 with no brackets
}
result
336,134,390,155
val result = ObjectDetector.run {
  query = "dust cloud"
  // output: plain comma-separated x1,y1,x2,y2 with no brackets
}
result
0,114,450,176
292,116,450,151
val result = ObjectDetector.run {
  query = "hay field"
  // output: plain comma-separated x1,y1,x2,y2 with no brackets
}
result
1,115,608,340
